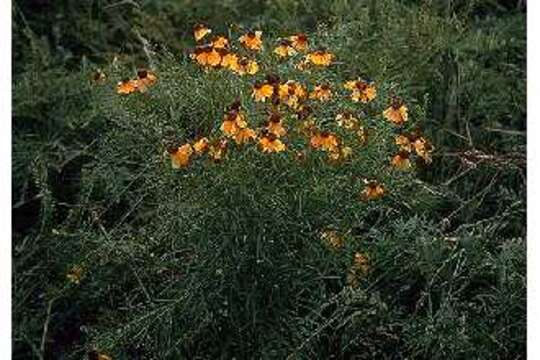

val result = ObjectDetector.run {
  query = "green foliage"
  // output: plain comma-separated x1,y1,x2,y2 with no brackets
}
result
13,0,525,359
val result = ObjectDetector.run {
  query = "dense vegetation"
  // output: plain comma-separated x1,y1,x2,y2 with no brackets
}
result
13,0,526,359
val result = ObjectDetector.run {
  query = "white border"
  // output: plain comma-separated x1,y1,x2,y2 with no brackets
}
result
1,0,11,357
529,1,536,359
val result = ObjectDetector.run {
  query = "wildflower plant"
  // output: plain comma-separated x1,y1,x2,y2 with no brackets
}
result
60,23,440,356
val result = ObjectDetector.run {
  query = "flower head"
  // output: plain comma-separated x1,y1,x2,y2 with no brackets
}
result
266,113,287,137
170,143,194,168
239,31,263,51
274,39,297,58
288,33,308,51
306,50,334,66
309,84,332,101
361,180,385,201
310,131,340,152
193,23,212,42
391,151,412,170
116,79,139,94
66,265,84,285
383,98,408,125
344,79,377,103
259,131,286,153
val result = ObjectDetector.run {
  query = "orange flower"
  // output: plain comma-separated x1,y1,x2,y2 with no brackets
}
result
320,229,344,249
310,131,339,152
344,79,377,103
234,58,259,75
357,126,368,145
170,143,194,168
413,137,434,164
273,39,297,58
328,146,353,162
211,35,229,49
347,252,370,287
191,46,222,67
221,110,247,137
391,151,412,170
193,23,212,42
335,112,359,129
66,265,84,284
266,113,287,137
135,69,157,92
295,58,310,71
288,33,308,51
259,131,286,153
306,50,334,66
383,98,408,125
252,81,275,102
395,134,414,153
278,80,307,108
239,31,263,51
309,84,332,101
193,137,209,154
234,127,257,145
116,79,139,94
221,52,240,70
208,138,228,162
361,180,385,201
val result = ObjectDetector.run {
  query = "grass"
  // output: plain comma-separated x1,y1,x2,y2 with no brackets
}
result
12,0,526,359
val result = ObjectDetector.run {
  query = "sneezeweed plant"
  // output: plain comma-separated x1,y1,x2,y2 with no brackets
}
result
97,23,436,258
82,23,436,355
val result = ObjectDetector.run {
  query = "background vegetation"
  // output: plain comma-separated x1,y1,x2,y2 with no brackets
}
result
13,0,526,359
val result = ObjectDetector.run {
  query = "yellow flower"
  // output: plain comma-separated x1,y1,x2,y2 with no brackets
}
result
221,52,240,70
211,35,229,49
356,126,368,145
344,79,377,103
208,138,228,162
306,50,334,66
273,39,297,58
170,144,194,168
259,131,286,153
288,33,308,51
266,113,287,137
335,112,359,129
135,69,157,92
320,229,344,249
383,98,408,125
234,127,257,145
361,180,385,201
413,137,434,164
295,58,310,71
234,58,259,75
193,137,209,154
116,79,138,94
309,84,332,101
221,110,247,137
239,30,263,51
395,134,414,153
191,46,222,67
278,80,307,108
391,151,412,170
193,23,212,42
347,252,370,287
252,82,275,102
328,146,353,163
66,265,84,285
310,131,339,152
